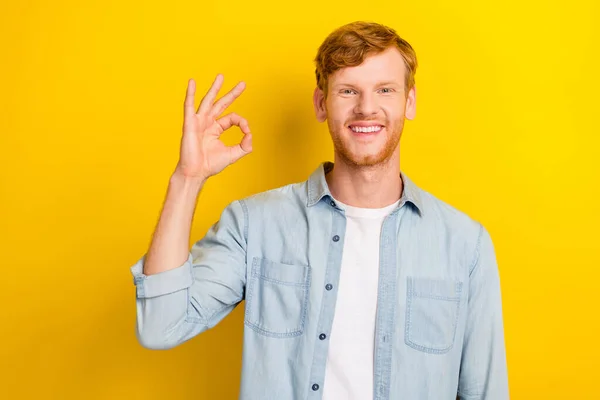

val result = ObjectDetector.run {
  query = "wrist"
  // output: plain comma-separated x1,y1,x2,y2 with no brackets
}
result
170,170,206,192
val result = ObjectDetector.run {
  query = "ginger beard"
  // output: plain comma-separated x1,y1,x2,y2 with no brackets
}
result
326,113,404,168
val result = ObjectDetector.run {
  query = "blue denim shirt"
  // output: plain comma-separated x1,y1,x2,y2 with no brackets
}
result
130,161,509,400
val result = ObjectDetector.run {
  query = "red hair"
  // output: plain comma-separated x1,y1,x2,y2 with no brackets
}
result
314,21,418,98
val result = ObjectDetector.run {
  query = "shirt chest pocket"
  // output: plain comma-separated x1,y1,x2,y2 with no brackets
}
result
404,276,463,354
244,257,311,338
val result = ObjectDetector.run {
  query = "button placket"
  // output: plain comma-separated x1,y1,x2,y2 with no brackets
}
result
306,203,346,398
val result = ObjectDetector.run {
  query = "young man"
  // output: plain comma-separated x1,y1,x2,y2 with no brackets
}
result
130,21,508,400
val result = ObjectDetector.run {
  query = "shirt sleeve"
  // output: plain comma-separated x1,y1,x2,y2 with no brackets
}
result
129,199,248,350
457,223,509,399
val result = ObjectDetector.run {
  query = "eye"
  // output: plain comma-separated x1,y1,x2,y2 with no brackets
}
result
341,88,357,95
379,88,394,93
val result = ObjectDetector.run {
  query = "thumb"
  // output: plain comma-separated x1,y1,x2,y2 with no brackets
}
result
229,133,253,164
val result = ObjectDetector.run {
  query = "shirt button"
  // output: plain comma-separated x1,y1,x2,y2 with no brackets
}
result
325,283,333,290
330,200,336,207
319,333,327,340
312,384,320,391
332,235,340,242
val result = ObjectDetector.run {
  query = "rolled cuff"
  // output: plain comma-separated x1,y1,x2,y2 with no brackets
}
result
130,253,194,298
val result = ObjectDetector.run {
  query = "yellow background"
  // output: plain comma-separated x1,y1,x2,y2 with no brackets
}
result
1,0,598,398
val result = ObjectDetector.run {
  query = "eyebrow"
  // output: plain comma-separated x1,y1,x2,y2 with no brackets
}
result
375,81,402,87
333,81,402,89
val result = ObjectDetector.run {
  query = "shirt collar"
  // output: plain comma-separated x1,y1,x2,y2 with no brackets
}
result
306,161,424,216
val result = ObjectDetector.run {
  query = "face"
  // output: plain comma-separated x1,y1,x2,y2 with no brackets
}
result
313,46,416,168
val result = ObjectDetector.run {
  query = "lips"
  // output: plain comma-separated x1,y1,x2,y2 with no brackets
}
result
348,120,384,132
349,125,383,133
347,125,385,139
348,122,384,127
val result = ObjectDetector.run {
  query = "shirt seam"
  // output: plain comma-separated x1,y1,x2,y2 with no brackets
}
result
468,223,483,276
238,199,249,245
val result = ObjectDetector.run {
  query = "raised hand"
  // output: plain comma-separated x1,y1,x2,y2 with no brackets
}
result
174,74,253,180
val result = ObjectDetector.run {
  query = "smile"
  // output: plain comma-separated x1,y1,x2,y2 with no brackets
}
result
349,125,382,133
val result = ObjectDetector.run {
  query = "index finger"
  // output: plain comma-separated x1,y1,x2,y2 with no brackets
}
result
216,112,251,135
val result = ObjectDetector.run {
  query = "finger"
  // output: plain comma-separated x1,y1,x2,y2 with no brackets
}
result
184,79,196,116
197,74,224,115
228,132,253,164
210,81,246,118
216,112,251,135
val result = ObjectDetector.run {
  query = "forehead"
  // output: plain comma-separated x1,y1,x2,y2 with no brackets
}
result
329,46,406,86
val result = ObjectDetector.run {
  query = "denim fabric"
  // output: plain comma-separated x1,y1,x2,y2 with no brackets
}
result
130,161,508,400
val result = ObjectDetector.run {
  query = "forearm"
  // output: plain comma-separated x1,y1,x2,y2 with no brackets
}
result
130,195,248,349
143,171,206,276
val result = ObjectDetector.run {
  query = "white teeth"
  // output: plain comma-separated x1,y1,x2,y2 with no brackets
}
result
350,125,382,133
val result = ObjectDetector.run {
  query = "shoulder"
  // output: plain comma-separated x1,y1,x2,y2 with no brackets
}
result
416,184,487,262
235,179,307,211
421,188,481,229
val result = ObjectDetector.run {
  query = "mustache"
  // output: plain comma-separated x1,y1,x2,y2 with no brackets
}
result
346,120,386,125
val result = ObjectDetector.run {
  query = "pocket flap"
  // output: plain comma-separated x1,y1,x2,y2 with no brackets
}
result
408,277,462,301
252,257,310,286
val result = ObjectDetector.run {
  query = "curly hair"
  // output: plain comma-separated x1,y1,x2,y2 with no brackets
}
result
314,21,418,98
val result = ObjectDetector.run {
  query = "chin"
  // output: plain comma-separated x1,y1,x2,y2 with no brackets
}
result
344,153,387,167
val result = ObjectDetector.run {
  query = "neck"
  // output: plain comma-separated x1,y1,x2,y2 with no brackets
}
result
325,150,403,208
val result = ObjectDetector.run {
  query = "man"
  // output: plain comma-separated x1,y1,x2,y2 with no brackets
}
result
130,21,509,400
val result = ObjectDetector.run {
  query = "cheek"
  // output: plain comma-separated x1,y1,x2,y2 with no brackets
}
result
327,99,354,118
329,111,352,128
383,102,406,120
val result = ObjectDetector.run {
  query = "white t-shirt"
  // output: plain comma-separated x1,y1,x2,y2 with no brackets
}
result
322,197,401,400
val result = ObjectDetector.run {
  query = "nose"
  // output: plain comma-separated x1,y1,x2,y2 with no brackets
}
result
354,92,378,116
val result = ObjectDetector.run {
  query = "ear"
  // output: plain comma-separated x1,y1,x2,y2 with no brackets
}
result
404,85,417,120
313,87,327,123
